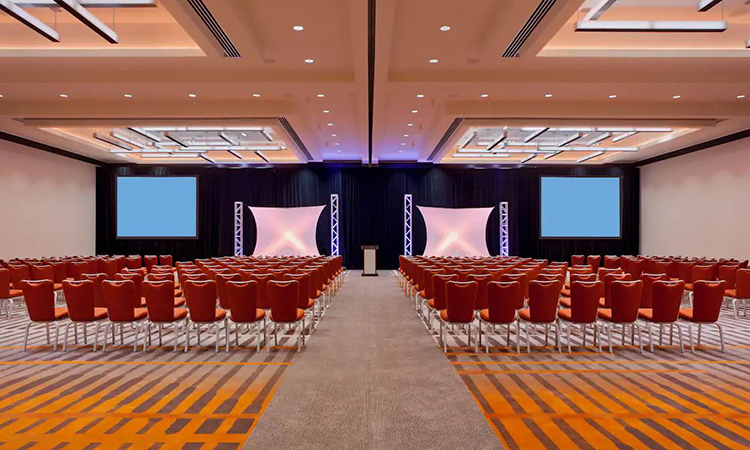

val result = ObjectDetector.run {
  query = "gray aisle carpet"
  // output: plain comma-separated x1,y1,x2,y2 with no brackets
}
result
243,270,502,449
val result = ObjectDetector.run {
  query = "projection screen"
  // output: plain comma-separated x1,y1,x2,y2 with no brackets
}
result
417,206,494,257
249,205,325,256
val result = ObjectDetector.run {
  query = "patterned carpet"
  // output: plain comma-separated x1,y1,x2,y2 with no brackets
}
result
406,273,750,450
0,304,309,449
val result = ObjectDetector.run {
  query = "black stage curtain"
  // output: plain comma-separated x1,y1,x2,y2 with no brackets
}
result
96,165,638,269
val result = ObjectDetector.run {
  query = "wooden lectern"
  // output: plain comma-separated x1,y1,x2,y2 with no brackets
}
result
361,245,378,276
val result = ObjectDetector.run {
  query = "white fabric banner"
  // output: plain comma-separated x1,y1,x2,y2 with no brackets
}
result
417,205,494,257
249,205,325,256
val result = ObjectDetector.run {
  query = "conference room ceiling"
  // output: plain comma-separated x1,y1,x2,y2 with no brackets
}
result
0,0,748,166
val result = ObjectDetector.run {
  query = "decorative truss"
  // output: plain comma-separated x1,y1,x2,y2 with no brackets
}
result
94,126,286,163
499,201,509,257
233,201,243,256
330,194,339,257
404,194,413,256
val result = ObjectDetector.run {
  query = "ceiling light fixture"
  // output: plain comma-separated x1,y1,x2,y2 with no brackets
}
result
252,93,260,97
0,0,60,42
738,94,746,99
578,151,605,163
403,134,409,137
407,123,413,127
52,0,119,43
317,94,325,98
304,59,314,64
545,94,553,98
673,95,681,99
440,25,451,31
124,93,132,98
698,0,723,12
609,94,617,99
429,59,438,64
417,94,424,98
323,110,330,113
293,25,304,31
612,131,637,143
411,110,418,114
59,94,68,98
331,134,337,137
521,154,537,164
188,93,196,98
481,94,489,98
576,20,728,32
0,94,3,98
327,123,333,126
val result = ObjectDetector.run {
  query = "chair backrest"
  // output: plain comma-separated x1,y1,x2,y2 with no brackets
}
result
537,273,564,285
284,273,311,308
125,255,142,269
183,280,219,322
737,269,750,298
651,260,670,275
30,265,55,282
432,274,458,310
570,281,603,323
142,280,176,322
651,280,684,323
445,281,478,323
624,259,644,279
597,267,622,281
486,281,521,323
527,280,561,323
102,280,138,322
692,265,716,282
21,280,56,321
144,255,158,273
249,273,275,309
718,265,739,289
0,268,9,298
81,273,107,307
159,255,173,267
568,266,594,277
100,259,119,280
692,280,726,323
586,255,602,272
62,280,97,321
215,273,243,309
639,273,670,308
8,265,30,289
467,274,492,310
678,261,697,283
115,272,144,306
50,261,67,283
268,280,300,322
146,273,173,282
570,273,597,285
609,280,643,323
571,255,585,266
226,280,260,322
603,255,620,269
602,273,633,307
500,273,529,299
454,269,473,282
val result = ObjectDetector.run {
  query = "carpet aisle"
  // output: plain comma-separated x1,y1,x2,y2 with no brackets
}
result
243,270,501,449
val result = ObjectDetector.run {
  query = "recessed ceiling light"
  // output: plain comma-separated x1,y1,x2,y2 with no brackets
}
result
407,123,413,127
417,94,424,98
337,150,342,153
317,94,325,98
124,94,132,98
403,134,409,137
334,142,340,146
188,93,196,98
480,94,489,98
401,143,406,146
327,123,333,126
252,93,260,97
739,95,747,99
59,94,68,98
305,59,314,64
411,110,418,114
293,25,304,31
440,25,451,32
545,94,553,98
609,94,617,99
399,150,404,153
331,134,337,137
241,133,247,137
0,94,4,98
429,59,439,64
323,110,330,113
673,95,681,99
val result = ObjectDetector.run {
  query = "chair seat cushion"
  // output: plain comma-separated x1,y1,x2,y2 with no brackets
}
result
174,297,186,307
53,283,64,291
139,298,147,307
559,297,572,308
725,289,738,298
303,298,315,309
637,308,654,321
134,308,148,320
427,299,441,310
597,308,613,321
678,308,695,321
685,283,694,291
598,298,607,308
53,307,69,320
561,289,571,297
175,289,183,297
518,308,531,321
93,307,108,320
270,309,304,322
557,308,573,322
479,309,515,324
0,289,23,299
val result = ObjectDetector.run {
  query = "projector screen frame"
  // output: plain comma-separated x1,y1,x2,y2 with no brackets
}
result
115,174,200,240
538,174,623,240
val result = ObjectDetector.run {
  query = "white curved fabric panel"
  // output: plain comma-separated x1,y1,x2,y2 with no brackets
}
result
417,206,494,257
249,205,325,256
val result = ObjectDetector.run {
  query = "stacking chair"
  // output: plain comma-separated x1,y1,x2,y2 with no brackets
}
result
101,280,148,352
216,273,243,309
143,256,158,273
61,280,108,351
686,265,716,291
81,273,107,307
115,272,146,306
519,280,562,353
558,281,603,353
159,255,173,267
478,281,522,353
501,273,529,301
679,280,726,352
268,280,306,351
183,280,226,353
639,273,670,308
226,280,266,351
249,273,275,309
726,269,750,318
638,280,685,352
142,280,187,351
284,273,319,328
603,255,620,269
424,274,458,331
600,273,633,308
438,281,478,352
587,255,602,273
560,273,597,302
0,268,23,319
21,280,69,351
125,255,142,269
468,273,493,312
417,269,445,319
597,280,644,353
571,255,585,266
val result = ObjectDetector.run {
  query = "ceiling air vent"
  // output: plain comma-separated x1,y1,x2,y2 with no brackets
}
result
427,118,463,162
185,0,241,58
502,0,557,58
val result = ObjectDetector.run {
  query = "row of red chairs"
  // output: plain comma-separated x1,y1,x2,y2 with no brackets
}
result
10,254,344,352
399,256,727,354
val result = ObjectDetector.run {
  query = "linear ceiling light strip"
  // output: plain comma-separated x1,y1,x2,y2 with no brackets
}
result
53,0,119,43
0,0,60,42
576,20,728,32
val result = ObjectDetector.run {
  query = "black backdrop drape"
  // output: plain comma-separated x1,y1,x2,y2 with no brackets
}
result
96,164,639,269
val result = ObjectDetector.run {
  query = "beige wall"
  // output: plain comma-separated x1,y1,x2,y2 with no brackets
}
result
641,137,750,260
0,141,96,260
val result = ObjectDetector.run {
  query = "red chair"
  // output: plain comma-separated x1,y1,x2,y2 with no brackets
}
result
468,274,493,311
81,273,107,307
600,273,633,308
597,280,644,353
519,280,562,353
225,280,266,351
49,261,67,284
679,280,726,352
438,281,478,352
478,281,522,353
638,280,685,352
639,273,670,308
21,280,69,351
144,255,158,273
624,259,644,279
603,255,620,269
125,256,142,270
215,273,243,309
417,268,445,320
587,255,601,273
142,280,187,351
249,273,275,309
183,280,226,352
558,281,604,353
571,255,585,266
30,265,63,292
101,280,148,352
501,273,529,300
727,269,750,318
425,274,459,331
99,259,120,280
268,280,306,351
159,255,173,267
8,265,30,291
0,268,23,319
61,280,108,351
560,273,597,302
115,272,146,307
284,273,319,328
686,265,716,290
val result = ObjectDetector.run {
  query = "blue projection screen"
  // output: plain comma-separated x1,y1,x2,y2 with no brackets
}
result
540,177,621,238
117,177,198,238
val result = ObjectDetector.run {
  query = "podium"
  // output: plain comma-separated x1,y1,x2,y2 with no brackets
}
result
361,245,378,276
